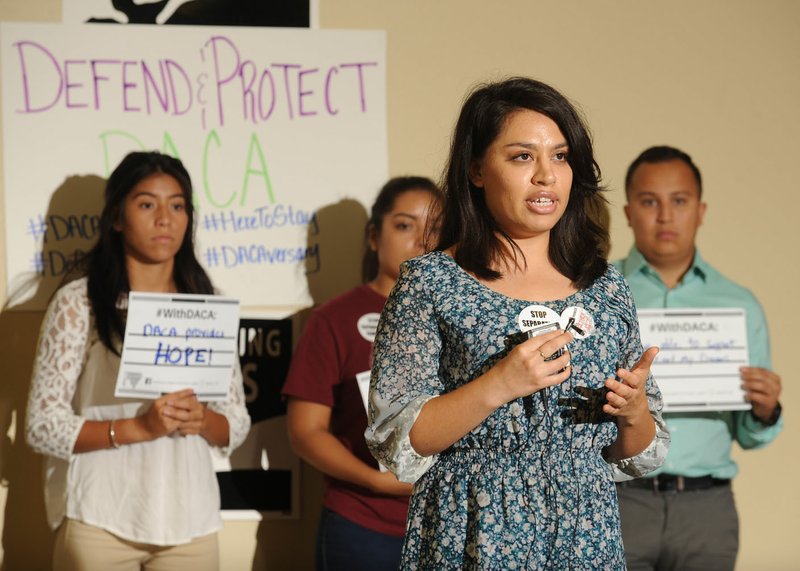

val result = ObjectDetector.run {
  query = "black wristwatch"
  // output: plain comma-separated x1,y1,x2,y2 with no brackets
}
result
753,402,782,426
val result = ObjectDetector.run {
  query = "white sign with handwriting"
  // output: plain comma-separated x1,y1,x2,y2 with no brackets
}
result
637,308,750,413
115,292,241,401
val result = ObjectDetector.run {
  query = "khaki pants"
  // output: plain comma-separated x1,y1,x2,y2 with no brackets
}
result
53,519,219,571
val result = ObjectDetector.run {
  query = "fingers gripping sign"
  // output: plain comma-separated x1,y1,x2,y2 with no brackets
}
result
140,388,195,439
740,366,782,422
603,346,659,421
139,388,209,439
168,392,210,436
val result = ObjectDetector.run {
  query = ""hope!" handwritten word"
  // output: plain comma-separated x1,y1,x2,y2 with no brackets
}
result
153,341,213,366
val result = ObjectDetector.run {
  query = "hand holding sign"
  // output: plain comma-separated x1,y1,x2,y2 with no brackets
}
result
740,366,782,422
163,390,211,437
137,388,197,439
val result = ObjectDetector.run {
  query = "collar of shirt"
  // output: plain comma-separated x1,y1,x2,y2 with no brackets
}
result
621,246,709,290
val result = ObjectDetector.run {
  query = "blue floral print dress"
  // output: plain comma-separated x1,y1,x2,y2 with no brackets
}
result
366,252,669,570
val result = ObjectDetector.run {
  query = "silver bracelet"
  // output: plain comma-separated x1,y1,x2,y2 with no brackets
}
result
109,419,120,449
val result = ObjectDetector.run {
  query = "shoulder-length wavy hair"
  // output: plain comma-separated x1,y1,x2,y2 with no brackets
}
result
437,77,608,289
361,176,441,283
78,151,213,354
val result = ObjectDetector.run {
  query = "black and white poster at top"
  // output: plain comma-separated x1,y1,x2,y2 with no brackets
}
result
62,0,317,28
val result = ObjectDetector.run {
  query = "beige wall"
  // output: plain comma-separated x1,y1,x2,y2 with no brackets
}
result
1,1,798,569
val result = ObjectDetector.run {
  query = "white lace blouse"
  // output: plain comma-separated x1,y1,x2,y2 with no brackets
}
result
25,278,251,546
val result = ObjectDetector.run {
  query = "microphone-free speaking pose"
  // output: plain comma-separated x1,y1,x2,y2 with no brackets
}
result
26,152,251,571
366,78,670,570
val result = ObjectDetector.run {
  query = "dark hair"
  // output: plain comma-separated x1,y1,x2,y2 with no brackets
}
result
437,77,608,289
624,145,703,198
361,176,441,283
80,151,213,354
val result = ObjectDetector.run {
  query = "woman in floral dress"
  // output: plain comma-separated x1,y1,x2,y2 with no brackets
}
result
366,77,669,570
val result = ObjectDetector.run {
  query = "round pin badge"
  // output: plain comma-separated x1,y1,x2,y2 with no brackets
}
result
560,306,595,339
517,304,561,332
357,312,381,342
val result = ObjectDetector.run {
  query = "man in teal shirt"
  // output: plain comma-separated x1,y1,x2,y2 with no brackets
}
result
614,146,783,571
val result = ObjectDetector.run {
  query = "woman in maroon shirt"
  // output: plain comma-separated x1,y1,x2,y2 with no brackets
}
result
283,177,441,571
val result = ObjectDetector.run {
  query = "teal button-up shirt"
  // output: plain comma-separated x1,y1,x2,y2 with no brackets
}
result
614,247,782,479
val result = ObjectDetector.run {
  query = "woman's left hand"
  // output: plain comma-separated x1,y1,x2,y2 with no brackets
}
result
162,392,208,436
603,346,659,425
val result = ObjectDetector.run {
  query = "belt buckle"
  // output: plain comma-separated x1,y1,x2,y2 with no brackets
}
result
653,475,685,493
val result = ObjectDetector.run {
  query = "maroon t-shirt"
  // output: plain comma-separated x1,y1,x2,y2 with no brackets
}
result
282,285,409,536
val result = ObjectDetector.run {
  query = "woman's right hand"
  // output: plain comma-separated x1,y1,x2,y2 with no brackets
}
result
369,469,414,497
287,398,412,495
136,388,196,440
408,329,574,457
490,329,573,404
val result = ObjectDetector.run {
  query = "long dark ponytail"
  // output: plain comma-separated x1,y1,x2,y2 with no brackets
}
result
361,176,441,283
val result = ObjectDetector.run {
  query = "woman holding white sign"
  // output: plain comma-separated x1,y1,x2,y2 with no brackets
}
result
365,78,670,569
26,151,251,571
283,176,441,571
